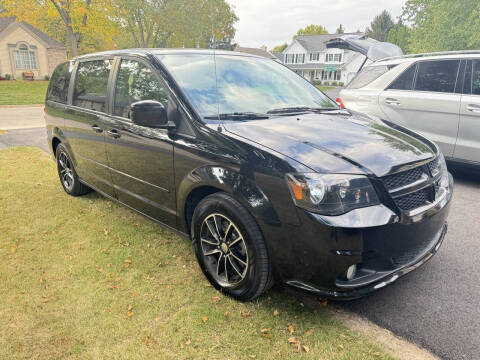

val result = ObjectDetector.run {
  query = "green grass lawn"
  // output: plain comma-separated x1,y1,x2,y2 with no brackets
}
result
0,80,49,105
316,85,336,92
0,147,395,360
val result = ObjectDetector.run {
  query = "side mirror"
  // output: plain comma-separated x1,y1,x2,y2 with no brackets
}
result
130,100,175,129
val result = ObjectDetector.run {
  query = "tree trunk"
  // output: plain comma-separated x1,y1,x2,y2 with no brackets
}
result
66,25,78,57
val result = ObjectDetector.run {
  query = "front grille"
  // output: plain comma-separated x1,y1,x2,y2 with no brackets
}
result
382,166,424,191
428,157,440,177
394,188,430,211
381,158,438,212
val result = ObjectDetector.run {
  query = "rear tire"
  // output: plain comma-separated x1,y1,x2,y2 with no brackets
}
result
56,143,91,196
191,192,273,301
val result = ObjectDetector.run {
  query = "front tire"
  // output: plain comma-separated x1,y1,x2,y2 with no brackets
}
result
56,143,91,196
192,192,273,301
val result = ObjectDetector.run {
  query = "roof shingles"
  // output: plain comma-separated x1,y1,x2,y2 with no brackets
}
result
0,16,66,48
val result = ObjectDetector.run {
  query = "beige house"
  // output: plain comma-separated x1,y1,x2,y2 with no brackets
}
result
0,17,67,80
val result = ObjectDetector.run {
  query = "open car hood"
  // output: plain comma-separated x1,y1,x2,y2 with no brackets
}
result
326,35,403,62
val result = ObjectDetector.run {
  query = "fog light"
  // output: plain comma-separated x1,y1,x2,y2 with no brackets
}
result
346,265,357,280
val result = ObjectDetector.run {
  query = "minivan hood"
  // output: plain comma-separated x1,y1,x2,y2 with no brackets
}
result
326,35,403,61
222,113,434,177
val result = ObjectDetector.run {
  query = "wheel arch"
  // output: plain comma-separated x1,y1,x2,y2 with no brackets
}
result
178,165,281,235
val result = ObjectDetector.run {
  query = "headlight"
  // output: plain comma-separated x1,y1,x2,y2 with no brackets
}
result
286,173,380,215
437,152,449,189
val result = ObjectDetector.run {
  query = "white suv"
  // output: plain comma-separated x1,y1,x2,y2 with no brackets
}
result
333,37,480,166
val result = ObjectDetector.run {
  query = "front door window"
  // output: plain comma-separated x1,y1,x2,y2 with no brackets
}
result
113,59,168,119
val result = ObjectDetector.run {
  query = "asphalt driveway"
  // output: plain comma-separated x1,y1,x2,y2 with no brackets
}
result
1,106,479,360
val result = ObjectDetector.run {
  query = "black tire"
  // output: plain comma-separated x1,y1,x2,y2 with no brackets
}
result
55,143,91,196
191,192,273,301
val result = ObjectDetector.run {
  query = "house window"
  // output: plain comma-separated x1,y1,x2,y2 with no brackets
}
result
335,71,342,81
285,54,294,63
13,44,37,70
294,54,305,64
310,53,319,61
325,54,342,63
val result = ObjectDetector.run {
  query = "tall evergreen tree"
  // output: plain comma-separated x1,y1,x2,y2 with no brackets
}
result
366,10,394,42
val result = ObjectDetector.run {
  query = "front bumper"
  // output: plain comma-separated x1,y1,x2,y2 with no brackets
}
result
279,173,453,299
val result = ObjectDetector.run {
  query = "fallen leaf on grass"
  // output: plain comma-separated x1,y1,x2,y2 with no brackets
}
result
288,325,295,334
201,316,208,323
212,296,220,304
260,329,272,339
155,316,161,322
273,309,279,316
127,311,134,317
302,345,310,352
241,311,252,318
288,336,296,344
124,259,132,268
319,299,328,307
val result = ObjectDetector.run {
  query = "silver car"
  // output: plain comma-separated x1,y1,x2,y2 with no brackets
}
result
331,36,480,166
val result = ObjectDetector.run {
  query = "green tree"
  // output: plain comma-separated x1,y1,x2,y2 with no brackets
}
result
366,10,394,41
387,20,411,53
335,24,345,34
271,43,287,52
402,0,480,53
293,24,328,40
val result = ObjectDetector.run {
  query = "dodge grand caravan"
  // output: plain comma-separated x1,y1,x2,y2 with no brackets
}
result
45,49,453,301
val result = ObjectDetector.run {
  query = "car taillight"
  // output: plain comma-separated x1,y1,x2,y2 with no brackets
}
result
336,97,345,109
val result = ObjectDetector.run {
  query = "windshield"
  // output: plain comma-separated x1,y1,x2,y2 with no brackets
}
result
158,54,336,119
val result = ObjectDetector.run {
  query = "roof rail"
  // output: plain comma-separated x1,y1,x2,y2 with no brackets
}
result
376,50,480,62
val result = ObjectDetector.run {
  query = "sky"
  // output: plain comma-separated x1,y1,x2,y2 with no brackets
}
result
227,0,405,49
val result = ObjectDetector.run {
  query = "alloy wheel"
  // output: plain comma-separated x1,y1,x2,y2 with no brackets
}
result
200,213,249,287
58,151,74,191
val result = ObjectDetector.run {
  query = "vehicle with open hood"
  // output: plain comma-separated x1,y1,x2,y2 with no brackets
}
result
332,35,480,166
44,49,452,301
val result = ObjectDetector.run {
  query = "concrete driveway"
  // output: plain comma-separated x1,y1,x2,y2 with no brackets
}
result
1,105,479,360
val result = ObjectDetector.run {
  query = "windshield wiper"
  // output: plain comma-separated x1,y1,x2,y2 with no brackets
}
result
266,106,340,114
204,112,270,120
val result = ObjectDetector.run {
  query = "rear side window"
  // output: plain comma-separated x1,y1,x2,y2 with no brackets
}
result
414,60,460,93
472,60,480,95
46,61,73,104
346,66,389,89
73,59,112,112
113,59,168,118
388,64,416,90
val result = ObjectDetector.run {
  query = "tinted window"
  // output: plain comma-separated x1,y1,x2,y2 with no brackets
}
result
472,60,480,95
388,64,416,90
414,60,460,93
73,59,112,112
346,66,389,89
160,54,336,117
113,59,168,118
46,61,74,104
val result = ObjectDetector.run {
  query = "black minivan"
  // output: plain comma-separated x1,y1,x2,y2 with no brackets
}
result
45,49,453,301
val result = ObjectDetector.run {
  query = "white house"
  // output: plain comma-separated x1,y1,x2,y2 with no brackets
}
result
281,33,367,85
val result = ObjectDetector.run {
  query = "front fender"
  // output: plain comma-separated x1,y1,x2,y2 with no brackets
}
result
177,165,281,233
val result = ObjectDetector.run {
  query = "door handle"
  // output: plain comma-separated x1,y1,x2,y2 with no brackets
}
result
91,125,103,133
466,104,480,113
385,98,401,106
106,129,121,139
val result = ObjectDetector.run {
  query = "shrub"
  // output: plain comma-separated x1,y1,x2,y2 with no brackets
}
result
339,82,344,87
331,81,338,86
312,80,322,86
5,74,11,80
323,81,329,86
44,75,50,81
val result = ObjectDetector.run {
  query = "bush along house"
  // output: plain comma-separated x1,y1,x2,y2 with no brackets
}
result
280,33,367,86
